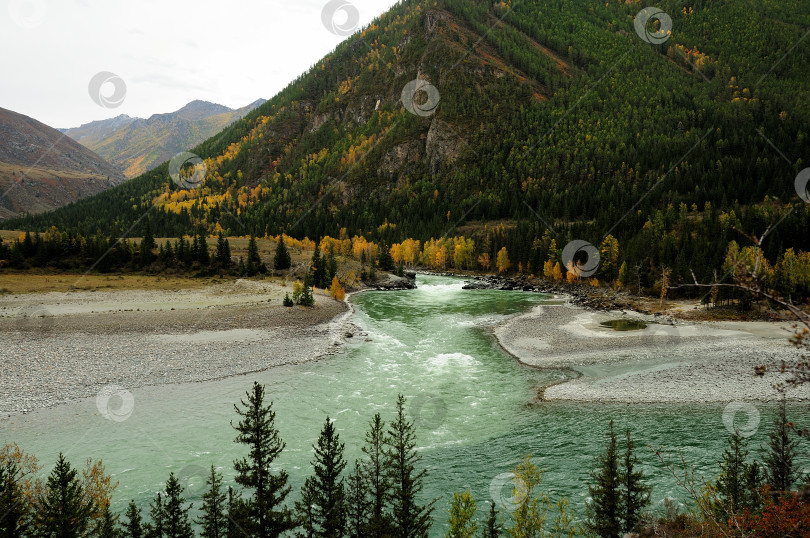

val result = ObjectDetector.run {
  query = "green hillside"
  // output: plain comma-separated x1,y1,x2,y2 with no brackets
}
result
8,0,810,291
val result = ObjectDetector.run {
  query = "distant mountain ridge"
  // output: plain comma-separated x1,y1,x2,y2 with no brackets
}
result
0,106,125,219
63,99,266,178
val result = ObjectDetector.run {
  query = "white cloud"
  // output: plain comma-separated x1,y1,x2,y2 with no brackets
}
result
0,0,400,127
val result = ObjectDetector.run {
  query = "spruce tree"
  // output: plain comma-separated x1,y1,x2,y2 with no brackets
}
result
378,244,394,272
145,492,165,538
587,421,621,538
36,453,94,538
123,500,143,538
140,220,156,267
246,236,262,276
192,236,200,264
197,465,228,538
763,397,801,493
163,473,194,538
95,508,122,538
716,431,761,514
362,413,392,538
482,502,499,538
232,381,296,538
311,243,328,288
274,236,291,270
198,233,211,266
227,486,251,538
0,461,30,538
297,485,318,538
216,233,232,268
296,417,348,537
345,461,370,538
620,429,651,534
386,395,435,538
299,273,315,307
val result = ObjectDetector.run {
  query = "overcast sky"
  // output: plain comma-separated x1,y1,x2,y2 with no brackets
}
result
1,0,400,128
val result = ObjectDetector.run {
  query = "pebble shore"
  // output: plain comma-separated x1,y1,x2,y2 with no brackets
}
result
1,281,349,418
494,301,810,403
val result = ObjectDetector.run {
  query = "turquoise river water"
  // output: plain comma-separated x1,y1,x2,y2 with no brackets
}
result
2,275,804,534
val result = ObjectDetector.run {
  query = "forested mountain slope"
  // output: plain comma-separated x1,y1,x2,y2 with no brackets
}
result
8,0,810,289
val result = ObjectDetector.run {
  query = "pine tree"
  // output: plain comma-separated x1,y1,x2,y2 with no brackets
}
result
191,236,200,264
227,486,251,538
140,219,156,267
386,395,435,538
446,491,477,538
620,429,651,533
378,243,394,272
274,236,291,270
36,453,94,538
95,507,122,538
198,233,211,265
296,417,348,537
345,461,370,538
716,431,762,515
246,236,262,276
587,421,621,538
482,502,499,538
215,234,232,268
763,397,801,493
362,414,392,538
197,465,228,538
311,243,329,288
163,473,194,538
145,492,165,538
297,484,318,538
123,500,143,538
232,382,296,538
299,272,315,307
0,461,31,538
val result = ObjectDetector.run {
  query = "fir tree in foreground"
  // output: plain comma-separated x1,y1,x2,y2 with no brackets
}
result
587,424,651,537
345,461,370,538
197,465,229,538
296,417,348,537
95,508,122,538
145,492,164,538
716,431,762,515
620,428,651,533
232,381,296,538
587,422,621,537
161,473,194,538
763,396,802,493
387,394,435,538
123,500,143,538
361,413,393,538
36,453,94,538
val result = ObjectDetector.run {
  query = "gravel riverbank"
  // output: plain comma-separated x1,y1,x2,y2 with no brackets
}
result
0,280,350,418
494,300,809,403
